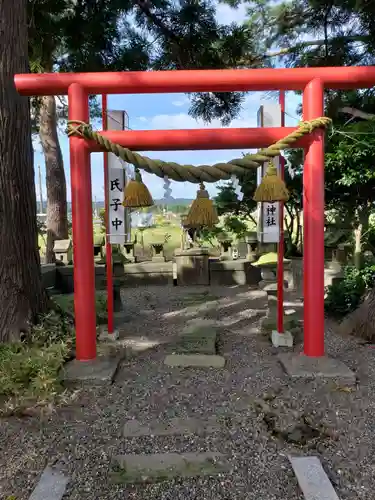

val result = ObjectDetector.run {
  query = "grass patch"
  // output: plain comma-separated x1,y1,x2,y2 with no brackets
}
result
53,291,108,324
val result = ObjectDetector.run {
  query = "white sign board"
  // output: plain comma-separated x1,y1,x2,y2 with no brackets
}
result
107,110,130,244
257,104,281,243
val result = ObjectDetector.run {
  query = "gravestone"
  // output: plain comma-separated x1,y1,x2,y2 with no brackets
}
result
93,234,105,259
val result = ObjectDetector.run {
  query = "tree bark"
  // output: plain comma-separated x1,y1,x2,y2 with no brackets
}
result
0,0,49,342
353,207,370,269
39,94,68,263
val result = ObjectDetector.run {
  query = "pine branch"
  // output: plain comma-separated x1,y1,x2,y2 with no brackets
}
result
241,34,372,65
135,0,180,43
339,107,375,121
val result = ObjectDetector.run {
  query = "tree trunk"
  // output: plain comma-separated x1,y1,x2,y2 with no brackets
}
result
39,94,68,263
340,285,375,342
353,223,363,269
0,0,49,342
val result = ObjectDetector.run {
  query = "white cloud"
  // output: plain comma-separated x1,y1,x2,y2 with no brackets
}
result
215,1,248,25
171,97,189,107
145,111,257,130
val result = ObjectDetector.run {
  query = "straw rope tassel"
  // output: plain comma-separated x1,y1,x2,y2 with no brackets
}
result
123,168,154,208
253,162,289,203
186,183,219,228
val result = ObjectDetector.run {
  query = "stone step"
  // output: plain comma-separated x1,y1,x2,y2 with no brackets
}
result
164,354,225,368
111,452,230,484
123,416,220,437
28,466,69,500
289,456,340,500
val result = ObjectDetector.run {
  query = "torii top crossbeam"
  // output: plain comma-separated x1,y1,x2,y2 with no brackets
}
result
15,66,375,95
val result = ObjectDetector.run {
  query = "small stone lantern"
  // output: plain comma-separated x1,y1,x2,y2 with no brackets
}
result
252,252,290,290
244,231,258,262
151,242,165,262
123,241,136,263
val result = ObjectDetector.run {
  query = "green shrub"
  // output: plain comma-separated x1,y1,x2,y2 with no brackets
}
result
53,291,108,325
0,309,74,413
0,291,112,414
325,262,375,318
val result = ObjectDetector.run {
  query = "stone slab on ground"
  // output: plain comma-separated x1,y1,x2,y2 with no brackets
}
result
123,416,220,437
278,353,355,382
164,354,225,368
112,452,229,484
289,456,340,500
61,357,120,385
29,466,69,500
176,319,218,355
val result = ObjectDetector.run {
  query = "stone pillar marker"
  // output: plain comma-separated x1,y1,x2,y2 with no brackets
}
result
174,248,210,285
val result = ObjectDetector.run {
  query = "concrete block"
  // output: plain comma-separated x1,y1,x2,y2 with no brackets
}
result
112,452,229,484
61,357,120,385
289,455,340,500
177,320,218,355
278,353,355,382
271,330,294,347
29,466,69,500
164,354,225,368
123,416,220,437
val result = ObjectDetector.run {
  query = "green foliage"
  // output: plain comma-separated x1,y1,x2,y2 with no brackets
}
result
99,208,106,233
325,262,375,318
222,214,248,238
53,291,109,325
325,120,375,208
0,291,110,414
0,309,73,411
30,1,265,127
136,1,264,124
215,169,257,217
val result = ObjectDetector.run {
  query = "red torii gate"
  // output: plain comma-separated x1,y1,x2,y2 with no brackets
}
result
15,66,375,361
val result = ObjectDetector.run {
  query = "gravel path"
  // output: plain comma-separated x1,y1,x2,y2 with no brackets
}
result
0,285,373,500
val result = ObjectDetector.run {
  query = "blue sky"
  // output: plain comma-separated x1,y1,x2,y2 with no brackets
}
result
33,2,302,202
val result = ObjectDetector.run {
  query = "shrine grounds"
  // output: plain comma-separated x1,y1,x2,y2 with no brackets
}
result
0,284,374,500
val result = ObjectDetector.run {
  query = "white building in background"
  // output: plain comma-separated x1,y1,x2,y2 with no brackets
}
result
131,212,154,229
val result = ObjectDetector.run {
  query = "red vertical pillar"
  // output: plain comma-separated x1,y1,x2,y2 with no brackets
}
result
68,83,97,361
302,79,325,357
277,92,286,333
